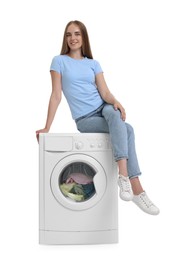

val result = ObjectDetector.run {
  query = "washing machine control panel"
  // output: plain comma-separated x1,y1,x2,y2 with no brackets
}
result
74,136,111,151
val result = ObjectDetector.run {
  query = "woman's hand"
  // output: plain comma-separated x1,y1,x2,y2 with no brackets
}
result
36,128,49,143
113,101,126,121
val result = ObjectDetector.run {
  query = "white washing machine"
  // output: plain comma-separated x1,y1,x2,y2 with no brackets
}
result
39,133,118,245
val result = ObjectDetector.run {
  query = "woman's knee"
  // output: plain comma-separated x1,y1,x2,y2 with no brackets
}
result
102,104,121,119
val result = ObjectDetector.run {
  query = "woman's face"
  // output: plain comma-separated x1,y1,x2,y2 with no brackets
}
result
66,23,83,52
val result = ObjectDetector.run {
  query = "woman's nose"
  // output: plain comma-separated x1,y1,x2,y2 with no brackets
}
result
71,34,76,40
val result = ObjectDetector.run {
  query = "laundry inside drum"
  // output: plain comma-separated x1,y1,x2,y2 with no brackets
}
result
59,162,96,202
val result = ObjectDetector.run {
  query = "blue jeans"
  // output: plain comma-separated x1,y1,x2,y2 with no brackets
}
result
75,103,141,179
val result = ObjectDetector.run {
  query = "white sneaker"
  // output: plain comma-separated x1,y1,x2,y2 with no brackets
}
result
132,191,160,215
118,175,133,201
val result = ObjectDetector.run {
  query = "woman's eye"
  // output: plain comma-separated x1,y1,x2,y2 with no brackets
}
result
66,32,81,37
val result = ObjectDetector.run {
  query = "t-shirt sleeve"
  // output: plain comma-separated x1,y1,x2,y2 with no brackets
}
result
50,56,61,74
94,60,103,75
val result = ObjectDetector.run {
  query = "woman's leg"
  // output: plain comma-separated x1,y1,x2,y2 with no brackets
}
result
102,104,141,178
130,177,144,195
101,104,159,214
76,106,141,181
76,115,127,174
117,159,128,177
76,106,160,214
76,112,134,200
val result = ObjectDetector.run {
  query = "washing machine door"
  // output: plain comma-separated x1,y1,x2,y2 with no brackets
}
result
50,154,107,211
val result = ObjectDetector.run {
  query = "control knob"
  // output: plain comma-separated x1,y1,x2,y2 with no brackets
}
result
98,142,103,148
75,141,84,150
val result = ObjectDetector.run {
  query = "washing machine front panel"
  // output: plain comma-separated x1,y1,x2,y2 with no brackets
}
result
50,154,107,211
39,134,118,244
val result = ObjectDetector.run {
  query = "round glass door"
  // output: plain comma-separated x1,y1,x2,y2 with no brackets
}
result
59,162,96,202
50,154,107,210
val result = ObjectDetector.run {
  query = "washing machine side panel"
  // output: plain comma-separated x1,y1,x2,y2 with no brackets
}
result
39,134,45,230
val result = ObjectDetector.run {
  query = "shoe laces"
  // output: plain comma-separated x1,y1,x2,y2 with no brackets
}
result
139,192,154,208
119,176,132,192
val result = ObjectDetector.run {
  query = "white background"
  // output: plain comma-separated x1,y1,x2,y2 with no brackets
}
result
0,0,177,259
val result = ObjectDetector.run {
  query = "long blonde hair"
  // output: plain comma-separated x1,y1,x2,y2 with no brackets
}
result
60,20,93,59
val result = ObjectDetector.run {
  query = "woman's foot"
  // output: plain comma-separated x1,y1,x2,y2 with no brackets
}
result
118,175,133,201
132,191,160,215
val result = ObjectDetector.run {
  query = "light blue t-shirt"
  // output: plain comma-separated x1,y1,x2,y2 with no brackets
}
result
50,55,104,120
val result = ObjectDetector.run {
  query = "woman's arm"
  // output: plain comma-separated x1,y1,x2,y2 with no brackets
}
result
36,71,62,140
95,73,126,121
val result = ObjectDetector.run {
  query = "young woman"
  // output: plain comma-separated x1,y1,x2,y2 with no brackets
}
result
36,20,159,215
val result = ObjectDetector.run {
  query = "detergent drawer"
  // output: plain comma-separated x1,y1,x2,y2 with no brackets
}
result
44,136,73,152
